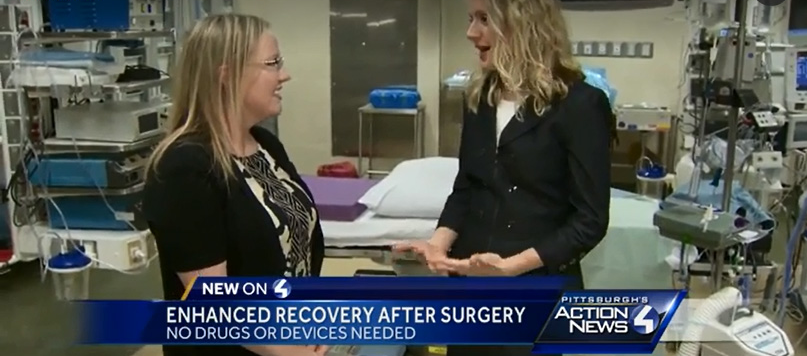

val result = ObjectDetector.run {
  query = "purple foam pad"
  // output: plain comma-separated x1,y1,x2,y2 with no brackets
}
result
301,176,380,222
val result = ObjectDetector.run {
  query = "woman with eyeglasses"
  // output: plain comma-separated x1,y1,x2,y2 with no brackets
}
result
142,14,327,356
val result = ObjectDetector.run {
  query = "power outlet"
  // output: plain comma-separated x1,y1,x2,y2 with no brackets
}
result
610,42,622,57
582,42,593,56
596,42,608,56
752,151,783,170
639,42,654,58
571,41,578,55
624,42,637,57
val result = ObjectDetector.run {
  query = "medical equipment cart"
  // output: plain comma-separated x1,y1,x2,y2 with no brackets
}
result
0,1,178,271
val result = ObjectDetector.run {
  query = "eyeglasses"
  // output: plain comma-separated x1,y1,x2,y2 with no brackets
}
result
262,57,284,69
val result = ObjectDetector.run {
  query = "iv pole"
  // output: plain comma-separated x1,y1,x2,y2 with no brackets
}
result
711,0,749,291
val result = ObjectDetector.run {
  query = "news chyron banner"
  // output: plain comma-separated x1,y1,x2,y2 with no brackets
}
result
77,277,686,354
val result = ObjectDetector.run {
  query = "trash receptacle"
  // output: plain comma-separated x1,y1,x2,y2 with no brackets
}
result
48,247,92,300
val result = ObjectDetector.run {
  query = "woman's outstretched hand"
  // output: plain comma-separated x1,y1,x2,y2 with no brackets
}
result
443,253,515,276
392,240,451,275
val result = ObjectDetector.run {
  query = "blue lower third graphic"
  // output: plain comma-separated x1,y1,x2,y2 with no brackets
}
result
532,290,685,354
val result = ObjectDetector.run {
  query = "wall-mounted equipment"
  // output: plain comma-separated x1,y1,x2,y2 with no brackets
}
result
572,41,654,59
785,46,807,112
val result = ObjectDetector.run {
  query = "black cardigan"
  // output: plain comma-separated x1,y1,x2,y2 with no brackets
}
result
142,126,324,291
142,127,324,356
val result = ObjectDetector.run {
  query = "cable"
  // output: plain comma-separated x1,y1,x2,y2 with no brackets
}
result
26,109,158,275
30,131,157,275
2,26,53,277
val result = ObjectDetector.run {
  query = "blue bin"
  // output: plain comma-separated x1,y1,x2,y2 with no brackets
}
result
368,86,421,109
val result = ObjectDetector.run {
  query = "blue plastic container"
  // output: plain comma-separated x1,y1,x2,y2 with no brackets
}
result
368,86,421,109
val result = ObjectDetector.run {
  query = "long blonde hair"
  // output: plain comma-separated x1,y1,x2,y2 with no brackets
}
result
146,14,271,181
466,0,582,116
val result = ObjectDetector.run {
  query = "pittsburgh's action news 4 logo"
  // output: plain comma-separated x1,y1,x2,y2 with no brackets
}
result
272,279,291,299
534,290,684,350
630,305,659,334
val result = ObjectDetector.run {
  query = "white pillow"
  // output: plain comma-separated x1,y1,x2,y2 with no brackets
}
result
359,157,459,219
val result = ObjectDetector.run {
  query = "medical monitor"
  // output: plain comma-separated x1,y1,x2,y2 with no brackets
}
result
786,114,807,150
788,0,807,45
785,47,807,112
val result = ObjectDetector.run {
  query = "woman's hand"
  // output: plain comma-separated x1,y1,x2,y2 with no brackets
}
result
392,240,451,274
444,253,517,276
308,345,329,355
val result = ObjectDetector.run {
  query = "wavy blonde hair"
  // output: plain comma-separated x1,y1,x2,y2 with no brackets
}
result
146,14,271,181
466,0,582,115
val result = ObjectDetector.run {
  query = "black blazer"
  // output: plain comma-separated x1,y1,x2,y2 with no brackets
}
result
439,79,612,281
142,126,325,294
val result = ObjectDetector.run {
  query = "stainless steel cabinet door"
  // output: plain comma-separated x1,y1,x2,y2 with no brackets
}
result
329,0,418,157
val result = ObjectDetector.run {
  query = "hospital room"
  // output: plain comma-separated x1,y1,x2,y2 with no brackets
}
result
0,0,807,355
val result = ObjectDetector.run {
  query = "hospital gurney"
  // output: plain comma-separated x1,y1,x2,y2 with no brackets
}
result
300,175,429,266
318,176,675,285
321,211,437,270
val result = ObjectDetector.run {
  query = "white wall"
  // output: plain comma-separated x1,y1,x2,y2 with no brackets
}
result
237,0,695,174
441,1,693,110
236,0,442,174
235,0,332,173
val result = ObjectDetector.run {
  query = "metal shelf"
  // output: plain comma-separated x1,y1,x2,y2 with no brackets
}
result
24,222,149,240
22,76,169,96
357,103,426,176
42,134,163,154
0,4,182,269
20,30,174,45
34,183,144,197
102,77,170,93
359,103,425,116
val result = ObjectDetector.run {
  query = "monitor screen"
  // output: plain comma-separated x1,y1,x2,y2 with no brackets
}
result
791,0,807,35
793,120,807,145
798,51,807,92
